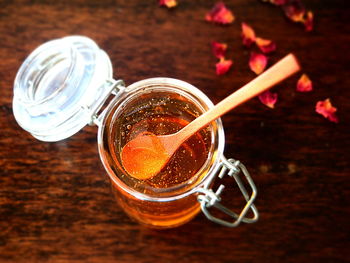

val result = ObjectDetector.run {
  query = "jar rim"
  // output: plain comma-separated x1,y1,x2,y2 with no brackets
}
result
97,77,225,202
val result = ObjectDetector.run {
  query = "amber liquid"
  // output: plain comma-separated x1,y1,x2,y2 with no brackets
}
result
105,90,214,228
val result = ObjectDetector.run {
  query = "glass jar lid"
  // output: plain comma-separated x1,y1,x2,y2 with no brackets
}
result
13,36,115,141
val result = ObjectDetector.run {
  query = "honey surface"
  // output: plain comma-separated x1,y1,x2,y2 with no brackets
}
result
109,91,212,190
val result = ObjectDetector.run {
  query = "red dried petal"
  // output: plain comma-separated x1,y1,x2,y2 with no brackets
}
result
315,98,339,123
255,37,277,54
282,0,306,22
241,23,256,47
261,0,287,5
259,90,278,109
296,74,313,92
212,41,228,59
249,52,268,75
159,0,177,8
216,58,233,75
262,0,314,31
205,2,235,25
303,11,314,31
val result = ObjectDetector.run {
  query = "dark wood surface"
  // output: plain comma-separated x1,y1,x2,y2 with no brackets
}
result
1,0,349,262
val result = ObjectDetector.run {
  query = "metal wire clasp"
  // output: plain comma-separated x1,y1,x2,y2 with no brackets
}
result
197,157,259,227
84,79,125,126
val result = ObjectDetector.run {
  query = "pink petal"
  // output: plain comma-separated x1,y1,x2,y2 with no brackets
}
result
205,2,235,25
296,74,313,92
259,90,278,109
261,0,287,5
255,37,277,54
212,41,228,59
159,0,177,8
241,22,256,47
249,52,268,75
315,98,339,123
282,0,306,22
303,11,314,32
216,58,233,75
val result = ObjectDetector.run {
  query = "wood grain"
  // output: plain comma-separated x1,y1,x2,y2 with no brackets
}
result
0,0,349,262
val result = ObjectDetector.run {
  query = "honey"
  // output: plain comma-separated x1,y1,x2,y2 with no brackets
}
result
110,90,212,193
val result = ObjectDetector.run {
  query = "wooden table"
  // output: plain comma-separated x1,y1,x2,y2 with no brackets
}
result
1,0,349,262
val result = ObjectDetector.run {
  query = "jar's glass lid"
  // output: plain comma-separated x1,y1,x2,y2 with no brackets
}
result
13,36,114,141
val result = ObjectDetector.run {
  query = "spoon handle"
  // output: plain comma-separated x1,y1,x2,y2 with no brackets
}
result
180,54,300,140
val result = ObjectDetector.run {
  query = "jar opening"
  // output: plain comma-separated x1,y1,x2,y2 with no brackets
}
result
98,78,225,202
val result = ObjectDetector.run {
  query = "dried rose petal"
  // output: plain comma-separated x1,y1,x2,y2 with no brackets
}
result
282,0,306,22
315,98,339,123
256,37,277,54
241,23,256,47
159,0,177,8
205,2,235,25
249,52,268,75
261,0,314,31
241,23,276,53
261,0,287,5
259,90,278,109
216,58,233,75
303,11,314,31
296,74,313,92
212,41,228,59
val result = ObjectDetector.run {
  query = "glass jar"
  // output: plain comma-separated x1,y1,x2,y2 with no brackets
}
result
13,36,258,228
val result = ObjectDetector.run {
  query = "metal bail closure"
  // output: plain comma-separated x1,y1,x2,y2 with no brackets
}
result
197,156,259,227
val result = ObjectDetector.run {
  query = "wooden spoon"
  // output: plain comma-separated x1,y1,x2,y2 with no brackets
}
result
121,54,300,180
